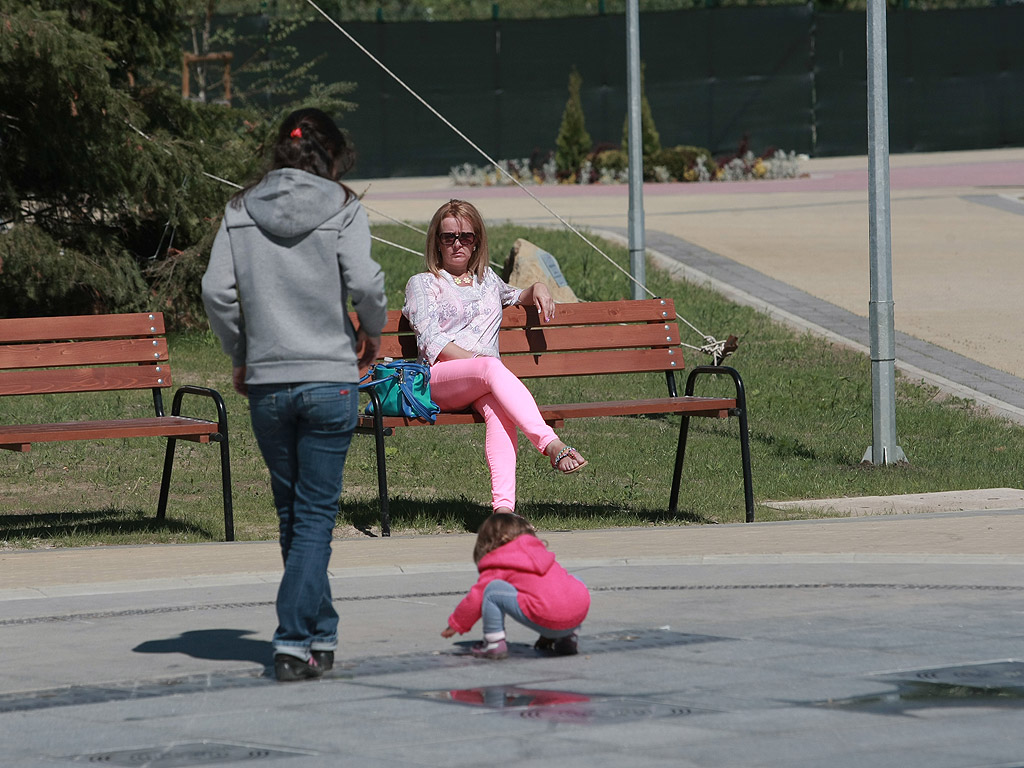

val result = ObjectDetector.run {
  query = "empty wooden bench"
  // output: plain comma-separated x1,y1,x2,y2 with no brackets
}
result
0,312,234,541
356,298,753,536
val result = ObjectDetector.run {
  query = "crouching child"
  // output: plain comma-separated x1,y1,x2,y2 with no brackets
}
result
442,513,590,658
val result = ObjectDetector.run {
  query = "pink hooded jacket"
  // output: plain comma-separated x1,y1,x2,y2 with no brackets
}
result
448,534,591,634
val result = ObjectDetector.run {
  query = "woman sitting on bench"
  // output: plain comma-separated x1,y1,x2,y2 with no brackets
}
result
403,199,587,514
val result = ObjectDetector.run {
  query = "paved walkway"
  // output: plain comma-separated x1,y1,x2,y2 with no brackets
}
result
4,150,1024,766
4,515,1024,767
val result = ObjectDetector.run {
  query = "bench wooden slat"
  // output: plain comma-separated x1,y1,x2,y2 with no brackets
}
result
538,397,734,420
357,396,734,430
498,323,679,354
0,313,165,343
0,417,218,452
359,297,674,338
501,348,683,378
0,365,171,396
374,324,680,360
377,335,420,360
499,299,674,327
1,338,170,370
357,411,481,429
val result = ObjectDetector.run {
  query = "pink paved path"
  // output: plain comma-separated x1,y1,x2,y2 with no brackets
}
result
365,156,1024,199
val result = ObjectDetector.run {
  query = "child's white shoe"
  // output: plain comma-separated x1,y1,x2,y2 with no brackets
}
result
470,639,508,659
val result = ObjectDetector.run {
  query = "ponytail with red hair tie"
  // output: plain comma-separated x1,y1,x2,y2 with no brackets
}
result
289,126,302,139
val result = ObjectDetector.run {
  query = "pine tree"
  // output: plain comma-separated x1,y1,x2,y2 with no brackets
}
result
621,61,661,162
0,0,354,324
554,67,592,181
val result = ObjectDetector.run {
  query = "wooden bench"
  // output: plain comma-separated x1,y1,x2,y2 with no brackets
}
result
0,312,235,541
356,298,753,536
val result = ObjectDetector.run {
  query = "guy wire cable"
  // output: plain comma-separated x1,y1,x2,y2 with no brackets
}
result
128,121,425,258
302,0,732,359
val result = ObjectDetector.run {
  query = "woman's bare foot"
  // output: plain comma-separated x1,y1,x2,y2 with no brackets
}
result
546,440,588,474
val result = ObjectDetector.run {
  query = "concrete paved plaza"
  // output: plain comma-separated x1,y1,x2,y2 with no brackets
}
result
3,517,1024,767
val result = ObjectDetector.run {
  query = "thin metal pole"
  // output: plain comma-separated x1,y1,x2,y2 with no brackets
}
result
862,0,907,465
626,0,646,300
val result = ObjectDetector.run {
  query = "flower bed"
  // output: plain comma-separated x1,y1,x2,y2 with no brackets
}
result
449,148,804,187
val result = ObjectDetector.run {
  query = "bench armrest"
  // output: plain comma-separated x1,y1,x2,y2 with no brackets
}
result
170,385,229,438
684,365,747,415
684,365,754,521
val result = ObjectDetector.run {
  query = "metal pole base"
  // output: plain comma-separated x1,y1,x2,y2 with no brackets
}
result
860,445,909,465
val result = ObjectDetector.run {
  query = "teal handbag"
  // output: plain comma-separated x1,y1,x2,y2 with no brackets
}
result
359,360,440,424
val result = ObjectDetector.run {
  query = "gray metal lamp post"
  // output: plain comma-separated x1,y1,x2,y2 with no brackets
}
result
626,0,646,300
862,0,907,465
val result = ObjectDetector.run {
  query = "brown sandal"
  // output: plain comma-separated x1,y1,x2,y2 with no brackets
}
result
550,445,588,474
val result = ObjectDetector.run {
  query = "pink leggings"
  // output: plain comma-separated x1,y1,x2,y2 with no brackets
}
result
429,357,558,511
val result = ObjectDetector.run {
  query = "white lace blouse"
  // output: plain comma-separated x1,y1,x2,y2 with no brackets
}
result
402,268,523,364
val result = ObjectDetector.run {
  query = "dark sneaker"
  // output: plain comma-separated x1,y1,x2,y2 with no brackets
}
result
553,633,578,656
470,639,508,659
535,633,578,656
311,650,334,672
534,635,556,652
274,653,323,682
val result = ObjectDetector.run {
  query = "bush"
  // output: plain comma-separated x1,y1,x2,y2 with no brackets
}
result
0,224,149,317
554,67,592,181
620,61,661,164
145,226,220,332
652,145,717,182
715,149,803,181
590,149,629,184
592,148,628,173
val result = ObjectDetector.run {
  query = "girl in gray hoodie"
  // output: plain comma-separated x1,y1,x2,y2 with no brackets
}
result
203,108,387,682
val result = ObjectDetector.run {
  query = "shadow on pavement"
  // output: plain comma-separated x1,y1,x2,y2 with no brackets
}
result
134,628,272,664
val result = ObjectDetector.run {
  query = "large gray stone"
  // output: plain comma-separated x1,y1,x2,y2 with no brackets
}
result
502,238,579,302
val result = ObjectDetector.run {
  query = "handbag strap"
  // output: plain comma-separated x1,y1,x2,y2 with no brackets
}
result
359,361,431,390
396,372,438,423
388,360,432,382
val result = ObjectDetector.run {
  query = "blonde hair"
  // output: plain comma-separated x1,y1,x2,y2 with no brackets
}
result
424,199,489,280
472,512,537,564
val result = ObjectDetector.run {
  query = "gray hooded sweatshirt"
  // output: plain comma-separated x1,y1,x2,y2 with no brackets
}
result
202,168,387,385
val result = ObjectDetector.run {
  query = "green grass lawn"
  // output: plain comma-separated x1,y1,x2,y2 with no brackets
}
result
3,223,1022,548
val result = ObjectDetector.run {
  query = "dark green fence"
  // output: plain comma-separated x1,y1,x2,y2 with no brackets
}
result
230,6,1024,177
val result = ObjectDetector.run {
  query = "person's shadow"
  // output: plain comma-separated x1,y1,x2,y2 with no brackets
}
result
134,629,272,665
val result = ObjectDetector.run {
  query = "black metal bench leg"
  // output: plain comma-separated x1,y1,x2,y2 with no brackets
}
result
736,400,754,523
157,434,234,541
368,388,391,537
156,436,176,524
669,414,690,515
163,385,235,541
683,366,756,523
215,432,234,541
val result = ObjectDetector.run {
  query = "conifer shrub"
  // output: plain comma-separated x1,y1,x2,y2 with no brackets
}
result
554,67,593,181
620,61,661,168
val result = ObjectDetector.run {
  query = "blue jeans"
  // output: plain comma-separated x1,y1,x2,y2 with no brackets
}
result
248,382,358,659
481,580,580,639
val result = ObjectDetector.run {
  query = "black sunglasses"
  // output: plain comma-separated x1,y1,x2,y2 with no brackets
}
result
438,231,477,247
